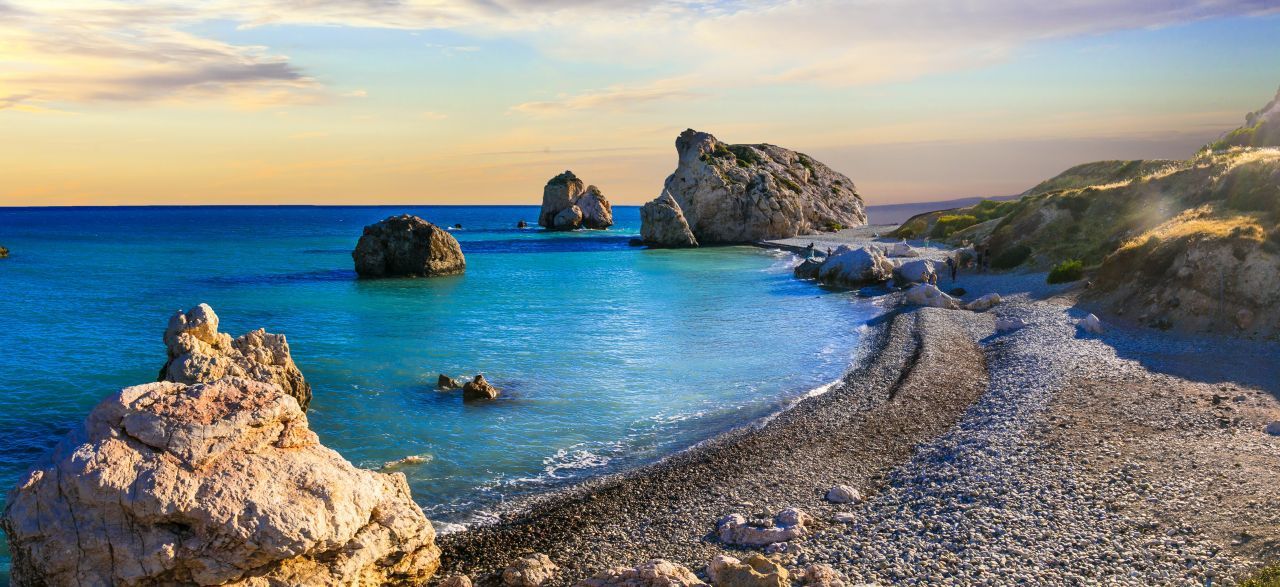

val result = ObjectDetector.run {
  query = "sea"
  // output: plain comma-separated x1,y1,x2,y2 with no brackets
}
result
0,205,880,578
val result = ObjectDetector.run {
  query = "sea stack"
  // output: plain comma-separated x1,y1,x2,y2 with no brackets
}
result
1,306,441,586
640,129,866,247
353,214,466,277
538,170,614,230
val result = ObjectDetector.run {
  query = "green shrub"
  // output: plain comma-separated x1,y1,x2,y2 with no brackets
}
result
991,244,1032,269
1240,564,1280,587
1047,259,1084,284
798,154,816,175
894,217,928,239
1054,193,1092,220
970,199,1020,222
727,144,762,167
825,221,844,232
779,176,802,192
931,214,979,237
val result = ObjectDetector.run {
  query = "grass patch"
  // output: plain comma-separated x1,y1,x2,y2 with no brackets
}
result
1240,564,1280,587
1047,259,1084,284
798,154,816,175
1118,206,1267,253
825,221,844,231
991,244,1032,269
931,214,979,238
894,217,928,239
778,176,802,192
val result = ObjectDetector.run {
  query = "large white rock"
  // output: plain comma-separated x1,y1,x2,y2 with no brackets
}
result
1078,313,1105,334
893,259,935,285
825,484,861,504
640,129,865,246
815,246,893,287
965,293,1002,311
995,317,1029,332
888,241,919,257
905,284,960,309
640,193,699,248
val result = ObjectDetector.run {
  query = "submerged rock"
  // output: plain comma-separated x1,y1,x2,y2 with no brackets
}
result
640,129,865,246
539,171,614,230
439,373,463,390
905,284,960,309
159,303,312,410
463,374,500,401
353,214,466,278
717,508,809,547
1,308,441,586
503,553,559,587
707,554,789,587
576,559,707,587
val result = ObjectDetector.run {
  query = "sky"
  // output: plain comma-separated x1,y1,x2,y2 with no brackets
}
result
1,1,1279,207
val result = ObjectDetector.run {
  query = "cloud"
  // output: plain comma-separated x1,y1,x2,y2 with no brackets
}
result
511,78,703,114
420,111,449,120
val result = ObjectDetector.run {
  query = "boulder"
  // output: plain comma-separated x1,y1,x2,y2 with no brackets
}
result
802,564,846,587
824,484,861,504
518,220,529,229
463,374,500,401
442,575,474,587
887,241,918,257
577,559,708,587
159,303,312,411
1264,421,1280,436
893,259,935,285
639,129,866,246
716,508,809,547
439,374,463,390
905,284,960,309
965,293,1001,311
706,554,789,587
831,512,857,524
793,258,823,280
815,246,894,288
1078,313,1105,334
641,193,699,247
0,245,8,258
503,553,559,587
995,317,1029,332
353,214,466,278
539,171,613,230
0,375,441,586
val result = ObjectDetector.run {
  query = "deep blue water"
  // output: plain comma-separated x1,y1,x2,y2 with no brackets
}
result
0,205,876,576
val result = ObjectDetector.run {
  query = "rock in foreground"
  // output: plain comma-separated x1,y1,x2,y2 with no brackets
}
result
539,171,614,230
160,303,312,410
813,246,894,288
717,508,809,547
353,214,466,278
640,129,865,246
576,559,706,587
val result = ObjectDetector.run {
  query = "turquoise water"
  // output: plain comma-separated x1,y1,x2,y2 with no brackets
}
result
0,206,875,576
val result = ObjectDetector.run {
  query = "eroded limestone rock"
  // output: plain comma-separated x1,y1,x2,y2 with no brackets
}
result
503,553,559,587
352,214,466,278
706,554,789,587
576,559,707,587
716,508,809,547
463,374,500,401
539,171,613,230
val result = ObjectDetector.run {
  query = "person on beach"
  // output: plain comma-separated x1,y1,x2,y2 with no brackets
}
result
806,242,815,259
946,256,957,282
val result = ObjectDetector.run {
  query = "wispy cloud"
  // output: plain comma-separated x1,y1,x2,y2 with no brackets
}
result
511,78,702,114
420,111,449,120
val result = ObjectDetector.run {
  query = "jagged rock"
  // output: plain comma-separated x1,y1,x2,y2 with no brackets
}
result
716,508,809,547
893,259,935,285
353,214,466,278
640,129,865,246
539,171,613,230
462,374,500,401
905,284,960,309
815,246,893,288
1078,313,1105,334
503,553,559,587
0,373,440,586
824,485,861,504
995,317,1029,332
802,564,846,587
159,303,312,411
965,293,1001,311
439,374,464,390
706,554,789,587
442,574,474,587
640,193,699,247
576,559,708,587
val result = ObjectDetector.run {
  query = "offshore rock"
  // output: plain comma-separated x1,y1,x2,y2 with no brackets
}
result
353,214,466,278
160,303,312,411
639,129,865,246
463,374,500,401
439,374,464,390
539,171,614,230
640,193,699,248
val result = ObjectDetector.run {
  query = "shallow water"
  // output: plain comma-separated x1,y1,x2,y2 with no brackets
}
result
0,205,875,575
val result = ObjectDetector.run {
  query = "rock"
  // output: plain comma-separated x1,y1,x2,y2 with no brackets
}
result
518,220,529,228
815,246,894,287
793,258,823,280
442,574,474,587
439,373,463,390
887,241,918,257
904,284,960,309
0,375,441,586
893,259,935,285
463,374,500,401
831,512,857,523
503,553,559,587
640,192,699,248
539,171,613,230
995,317,1029,332
706,554,789,587
576,559,708,587
1078,313,1105,334
0,245,8,258
353,214,466,278
639,129,865,246
159,304,312,411
802,564,846,587
825,484,861,504
1264,421,1280,436
717,508,808,546
965,293,1002,311
1236,308,1255,330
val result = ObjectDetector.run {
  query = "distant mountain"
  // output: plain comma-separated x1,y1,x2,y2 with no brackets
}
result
864,195,1019,225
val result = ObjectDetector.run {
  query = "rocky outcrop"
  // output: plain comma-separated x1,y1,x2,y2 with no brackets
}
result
640,193,699,248
439,374,463,390
716,508,809,547
353,214,466,278
503,553,559,587
463,374,500,401
159,303,312,411
1211,85,1280,149
640,129,865,246
1,308,440,586
539,171,614,230
576,559,707,587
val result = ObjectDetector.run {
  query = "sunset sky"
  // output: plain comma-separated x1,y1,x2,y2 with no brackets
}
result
1,1,1278,207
